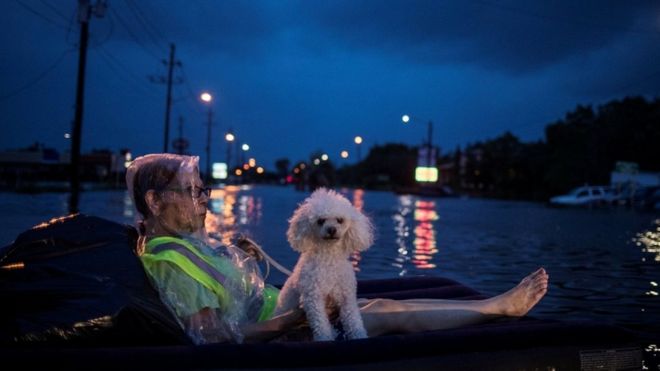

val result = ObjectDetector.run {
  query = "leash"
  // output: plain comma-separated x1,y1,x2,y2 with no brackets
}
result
250,239,293,278
229,234,293,279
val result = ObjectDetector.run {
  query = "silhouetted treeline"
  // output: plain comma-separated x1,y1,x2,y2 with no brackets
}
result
338,144,418,190
337,96,660,200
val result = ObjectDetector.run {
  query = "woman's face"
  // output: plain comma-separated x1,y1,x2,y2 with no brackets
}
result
157,169,209,235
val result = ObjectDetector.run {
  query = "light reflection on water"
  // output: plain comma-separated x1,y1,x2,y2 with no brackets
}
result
634,219,660,301
636,219,660,263
412,200,439,270
391,197,440,273
349,189,366,272
205,185,262,246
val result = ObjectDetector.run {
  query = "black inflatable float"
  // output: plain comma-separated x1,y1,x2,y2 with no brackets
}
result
0,215,645,369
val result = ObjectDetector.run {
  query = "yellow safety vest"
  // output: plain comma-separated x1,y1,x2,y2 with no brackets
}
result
141,236,277,322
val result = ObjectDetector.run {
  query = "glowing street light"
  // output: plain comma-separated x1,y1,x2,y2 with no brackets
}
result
225,131,234,172
241,143,250,151
402,114,436,183
321,153,329,161
354,136,363,162
340,150,349,159
200,92,214,182
200,92,212,103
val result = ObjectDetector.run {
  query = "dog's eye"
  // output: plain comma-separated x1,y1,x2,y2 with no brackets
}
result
317,218,325,226
337,218,344,224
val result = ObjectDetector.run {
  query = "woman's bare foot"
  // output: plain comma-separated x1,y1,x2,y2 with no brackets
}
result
486,268,549,317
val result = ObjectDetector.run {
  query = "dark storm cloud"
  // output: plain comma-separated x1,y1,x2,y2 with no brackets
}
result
131,1,283,57
1,0,658,165
294,0,658,73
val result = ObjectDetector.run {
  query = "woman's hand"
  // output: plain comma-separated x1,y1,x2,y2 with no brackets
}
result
235,235,264,261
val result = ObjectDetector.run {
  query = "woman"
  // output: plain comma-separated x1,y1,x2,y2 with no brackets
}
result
127,153,549,344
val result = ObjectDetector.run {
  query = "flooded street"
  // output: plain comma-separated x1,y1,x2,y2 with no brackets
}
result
1,185,659,338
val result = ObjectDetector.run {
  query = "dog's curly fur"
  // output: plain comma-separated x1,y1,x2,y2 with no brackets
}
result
274,188,374,341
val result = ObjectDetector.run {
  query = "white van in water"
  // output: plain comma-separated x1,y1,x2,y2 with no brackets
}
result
549,186,614,207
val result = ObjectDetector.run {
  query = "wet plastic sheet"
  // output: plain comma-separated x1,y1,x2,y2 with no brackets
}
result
126,153,274,344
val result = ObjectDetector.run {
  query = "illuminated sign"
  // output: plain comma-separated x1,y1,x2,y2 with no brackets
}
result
212,162,227,180
415,167,438,182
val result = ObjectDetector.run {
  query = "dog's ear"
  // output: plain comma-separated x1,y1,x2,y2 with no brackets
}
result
287,204,312,253
345,209,374,252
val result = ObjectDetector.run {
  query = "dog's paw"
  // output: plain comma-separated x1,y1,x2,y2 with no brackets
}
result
345,327,368,340
314,334,335,341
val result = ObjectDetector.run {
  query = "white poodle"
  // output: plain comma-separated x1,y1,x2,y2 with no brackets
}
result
275,188,374,341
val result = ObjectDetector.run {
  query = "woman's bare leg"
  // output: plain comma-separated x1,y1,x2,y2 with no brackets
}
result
360,268,549,336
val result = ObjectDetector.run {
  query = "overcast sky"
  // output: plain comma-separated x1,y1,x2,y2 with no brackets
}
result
1,0,659,169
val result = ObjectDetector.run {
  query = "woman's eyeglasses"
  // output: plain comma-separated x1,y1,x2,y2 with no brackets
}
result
163,185,212,198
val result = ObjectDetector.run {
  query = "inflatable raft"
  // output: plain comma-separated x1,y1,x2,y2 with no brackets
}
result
0,215,645,369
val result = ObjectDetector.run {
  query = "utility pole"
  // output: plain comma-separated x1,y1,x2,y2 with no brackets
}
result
177,115,184,155
69,0,106,214
427,120,434,172
205,107,213,182
163,43,175,153
150,44,181,153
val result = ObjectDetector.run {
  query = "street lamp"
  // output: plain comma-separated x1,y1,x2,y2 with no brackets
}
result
402,114,437,182
200,92,213,183
225,131,235,174
241,143,249,168
354,136,363,163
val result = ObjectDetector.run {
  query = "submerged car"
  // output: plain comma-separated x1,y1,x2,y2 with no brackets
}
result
549,186,614,207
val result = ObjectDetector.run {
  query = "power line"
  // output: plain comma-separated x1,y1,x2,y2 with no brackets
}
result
14,0,69,29
0,48,75,101
95,45,161,99
90,11,115,48
178,64,205,115
38,0,70,22
123,0,168,52
109,7,162,61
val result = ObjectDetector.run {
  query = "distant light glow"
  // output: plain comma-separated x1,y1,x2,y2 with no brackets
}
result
321,154,328,161
64,133,71,139
313,158,320,165
300,163,306,169
212,162,227,179
256,166,264,174
235,169,242,176
243,163,249,170
402,115,410,123
200,92,212,102
248,158,256,167
340,150,349,158
354,136,363,144
415,167,438,182
225,133,235,142
242,143,249,151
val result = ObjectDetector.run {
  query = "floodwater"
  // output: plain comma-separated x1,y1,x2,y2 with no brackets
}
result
1,185,659,340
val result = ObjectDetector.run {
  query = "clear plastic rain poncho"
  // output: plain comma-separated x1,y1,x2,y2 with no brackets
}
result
126,154,276,344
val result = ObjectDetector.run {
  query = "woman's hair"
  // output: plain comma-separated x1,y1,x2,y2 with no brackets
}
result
126,154,199,235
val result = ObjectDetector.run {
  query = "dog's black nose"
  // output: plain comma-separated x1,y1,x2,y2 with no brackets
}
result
327,226,337,236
